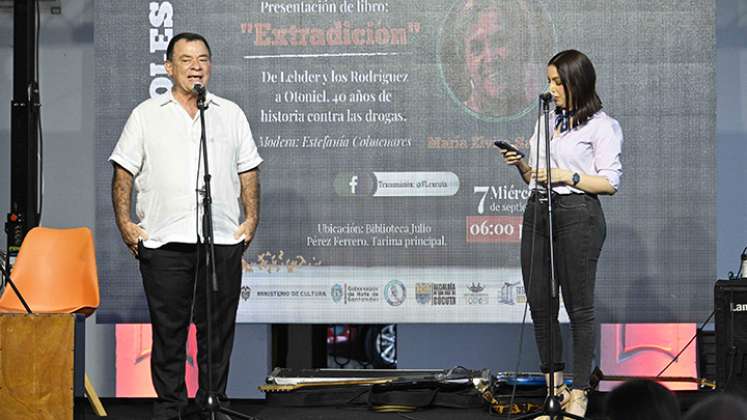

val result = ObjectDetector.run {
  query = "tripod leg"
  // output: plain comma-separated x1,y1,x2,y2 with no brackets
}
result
219,406,259,420
557,411,593,420
84,373,108,416
512,412,549,420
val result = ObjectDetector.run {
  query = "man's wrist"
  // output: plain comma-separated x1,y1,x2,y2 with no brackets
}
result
115,218,132,231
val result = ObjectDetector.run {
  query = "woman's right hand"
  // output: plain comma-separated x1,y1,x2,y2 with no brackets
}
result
499,150,532,183
500,149,523,167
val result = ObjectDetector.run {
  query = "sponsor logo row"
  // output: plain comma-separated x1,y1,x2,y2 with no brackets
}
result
241,280,527,307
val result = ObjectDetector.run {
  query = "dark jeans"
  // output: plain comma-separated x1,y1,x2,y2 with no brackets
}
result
139,242,244,420
521,192,606,389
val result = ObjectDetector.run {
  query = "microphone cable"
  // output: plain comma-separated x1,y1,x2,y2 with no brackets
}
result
35,0,44,225
190,113,205,329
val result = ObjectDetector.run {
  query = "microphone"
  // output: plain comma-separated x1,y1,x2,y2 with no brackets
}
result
539,92,553,102
192,83,206,97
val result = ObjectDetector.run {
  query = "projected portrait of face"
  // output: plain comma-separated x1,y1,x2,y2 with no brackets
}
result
440,0,554,119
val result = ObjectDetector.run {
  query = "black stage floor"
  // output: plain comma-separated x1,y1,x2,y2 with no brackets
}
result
83,399,581,420
81,391,711,420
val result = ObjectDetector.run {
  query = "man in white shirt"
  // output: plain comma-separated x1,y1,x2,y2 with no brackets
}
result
110,32,262,420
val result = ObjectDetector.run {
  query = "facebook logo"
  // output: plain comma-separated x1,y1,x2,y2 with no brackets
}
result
334,172,372,196
349,176,358,194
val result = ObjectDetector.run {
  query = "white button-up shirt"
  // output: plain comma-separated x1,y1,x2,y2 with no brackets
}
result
109,90,263,248
527,110,623,194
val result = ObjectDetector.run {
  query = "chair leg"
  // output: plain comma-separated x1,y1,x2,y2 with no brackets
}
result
84,373,108,416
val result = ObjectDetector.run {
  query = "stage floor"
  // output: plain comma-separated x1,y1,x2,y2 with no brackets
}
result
84,400,579,420
81,391,710,420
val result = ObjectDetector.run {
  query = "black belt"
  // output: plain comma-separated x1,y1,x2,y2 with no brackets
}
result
529,190,597,202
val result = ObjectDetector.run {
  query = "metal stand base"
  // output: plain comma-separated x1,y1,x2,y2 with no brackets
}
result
512,394,588,420
198,393,258,420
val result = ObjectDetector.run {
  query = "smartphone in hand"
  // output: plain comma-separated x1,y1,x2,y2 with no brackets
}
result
494,140,525,158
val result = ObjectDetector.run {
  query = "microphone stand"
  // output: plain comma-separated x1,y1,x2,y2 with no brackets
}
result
514,96,589,420
173,88,257,420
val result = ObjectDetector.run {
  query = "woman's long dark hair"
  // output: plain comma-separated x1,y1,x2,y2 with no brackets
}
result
548,49,602,127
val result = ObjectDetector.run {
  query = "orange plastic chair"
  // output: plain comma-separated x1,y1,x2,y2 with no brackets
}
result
0,226,106,415
0,226,100,315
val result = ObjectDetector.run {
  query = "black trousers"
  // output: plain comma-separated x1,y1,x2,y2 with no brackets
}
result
139,242,244,420
521,192,606,389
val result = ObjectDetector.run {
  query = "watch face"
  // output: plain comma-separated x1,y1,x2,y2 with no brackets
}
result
572,173,580,185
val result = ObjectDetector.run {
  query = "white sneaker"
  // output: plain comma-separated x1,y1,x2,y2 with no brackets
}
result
563,389,588,419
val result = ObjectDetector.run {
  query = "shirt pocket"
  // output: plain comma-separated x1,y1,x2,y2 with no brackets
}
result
206,126,241,203
207,126,236,173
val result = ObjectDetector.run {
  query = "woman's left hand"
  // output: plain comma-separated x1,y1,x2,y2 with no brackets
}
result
532,167,572,185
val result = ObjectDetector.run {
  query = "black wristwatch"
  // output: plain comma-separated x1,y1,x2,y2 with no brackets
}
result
571,172,581,187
